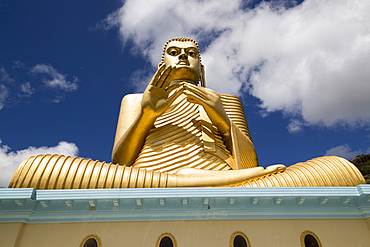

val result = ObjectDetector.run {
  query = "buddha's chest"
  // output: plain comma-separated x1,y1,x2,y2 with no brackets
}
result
133,95,232,173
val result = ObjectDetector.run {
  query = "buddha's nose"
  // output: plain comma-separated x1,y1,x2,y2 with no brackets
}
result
179,51,188,60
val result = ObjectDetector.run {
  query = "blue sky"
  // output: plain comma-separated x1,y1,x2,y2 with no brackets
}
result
0,0,369,187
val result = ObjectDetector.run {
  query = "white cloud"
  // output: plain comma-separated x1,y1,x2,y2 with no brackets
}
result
0,140,79,188
31,64,78,92
20,82,35,96
325,144,365,160
0,84,9,110
0,67,14,83
106,0,370,128
287,119,304,133
0,67,12,109
0,63,79,109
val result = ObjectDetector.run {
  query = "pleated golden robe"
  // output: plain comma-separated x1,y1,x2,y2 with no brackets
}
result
9,93,366,189
115,93,259,173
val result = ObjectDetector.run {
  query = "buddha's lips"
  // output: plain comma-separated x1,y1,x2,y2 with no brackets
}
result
177,61,189,65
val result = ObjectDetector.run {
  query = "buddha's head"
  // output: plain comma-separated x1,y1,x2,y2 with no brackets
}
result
160,37,205,86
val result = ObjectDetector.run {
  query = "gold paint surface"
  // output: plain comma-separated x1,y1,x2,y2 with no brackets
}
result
8,37,366,189
9,154,365,189
132,94,232,173
239,156,365,187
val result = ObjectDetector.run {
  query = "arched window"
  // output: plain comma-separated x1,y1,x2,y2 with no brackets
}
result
300,231,322,247
80,234,102,247
156,232,177,247
230,231,250,247
84,238,97,247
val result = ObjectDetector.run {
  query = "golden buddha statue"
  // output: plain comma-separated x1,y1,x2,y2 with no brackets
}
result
9,38,365,189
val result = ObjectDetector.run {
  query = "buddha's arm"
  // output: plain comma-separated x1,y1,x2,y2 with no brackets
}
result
220,94,259,169
112,65,183,166
182,83,259,169
183,83,232,146
112,110,157,165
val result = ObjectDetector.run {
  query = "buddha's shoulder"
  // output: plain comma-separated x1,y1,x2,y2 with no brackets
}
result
121,93,143,104
119,94,143,113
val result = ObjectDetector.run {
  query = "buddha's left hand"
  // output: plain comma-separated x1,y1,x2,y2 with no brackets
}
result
183,82,231,137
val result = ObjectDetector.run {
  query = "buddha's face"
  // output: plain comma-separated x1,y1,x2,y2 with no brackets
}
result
163,41,201,84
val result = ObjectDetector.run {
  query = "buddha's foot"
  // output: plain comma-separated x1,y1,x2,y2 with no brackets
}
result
260,164,286,177
172,165,286,187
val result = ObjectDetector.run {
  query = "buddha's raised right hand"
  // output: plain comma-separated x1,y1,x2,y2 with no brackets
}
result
113,64,183,165
141,64,184,120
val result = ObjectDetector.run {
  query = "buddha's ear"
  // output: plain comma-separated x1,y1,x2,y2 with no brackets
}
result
200,63,206,87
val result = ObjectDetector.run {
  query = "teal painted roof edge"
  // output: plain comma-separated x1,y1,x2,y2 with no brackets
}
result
1,185,369,200
0,185,369,223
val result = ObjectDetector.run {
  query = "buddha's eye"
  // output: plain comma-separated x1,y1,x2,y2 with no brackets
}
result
187,49,197,57
167,48,178,56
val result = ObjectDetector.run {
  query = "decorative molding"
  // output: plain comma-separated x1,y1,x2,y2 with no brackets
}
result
0,188,36,200
160,198,165,206
136,199,142,209
40,201,49,208
65,200,73,209
341,197,351,204
89,200,96,207
297,197,306,205
182,198,188,206
15,200,25,206
113,199,119,210
19,185,368,201
318,197,328,204
0,185,369,223
229,198,235,205
203,198,209,205
250,197,258,205
274,197,283,205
